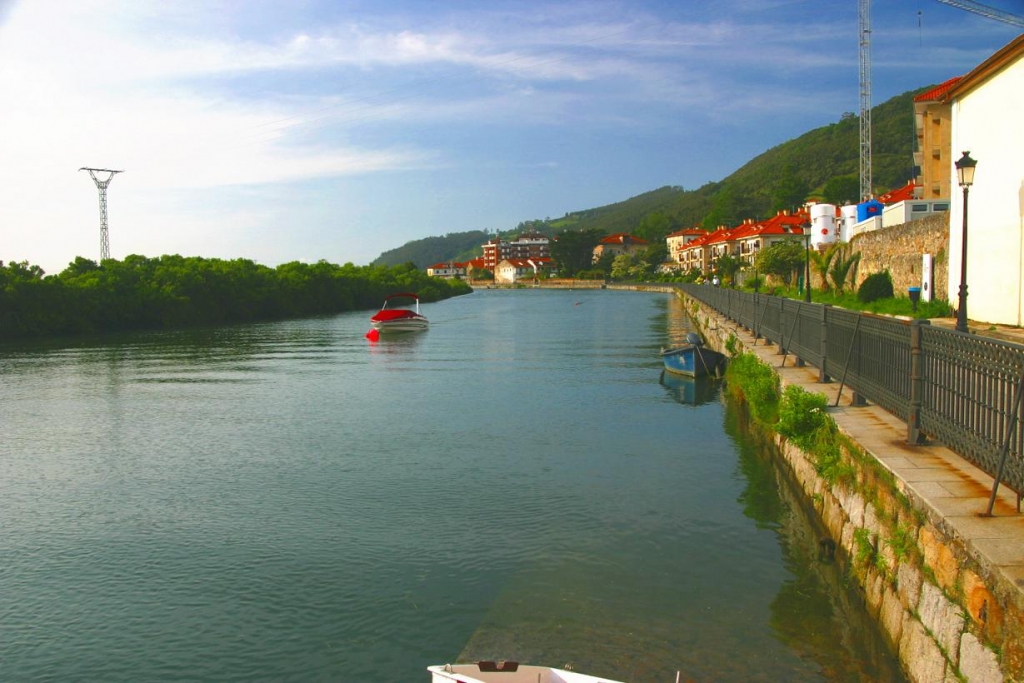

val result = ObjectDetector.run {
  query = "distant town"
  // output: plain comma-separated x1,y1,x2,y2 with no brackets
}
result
427,179,945,285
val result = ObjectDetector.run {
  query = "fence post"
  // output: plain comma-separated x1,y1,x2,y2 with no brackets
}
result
777,298,787,356
818,304,831,383
907,318,930,445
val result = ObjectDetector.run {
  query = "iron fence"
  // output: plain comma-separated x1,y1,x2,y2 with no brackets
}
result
678,283,1024,499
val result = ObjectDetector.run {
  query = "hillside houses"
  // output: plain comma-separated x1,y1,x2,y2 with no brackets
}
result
593,232,648,262
670,209,810,274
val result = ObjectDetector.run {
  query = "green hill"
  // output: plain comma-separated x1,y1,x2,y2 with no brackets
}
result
373,230,491,269
373,87,925,267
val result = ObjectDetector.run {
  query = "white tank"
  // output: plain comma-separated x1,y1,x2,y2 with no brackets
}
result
810,203,838,249
840,205,858,243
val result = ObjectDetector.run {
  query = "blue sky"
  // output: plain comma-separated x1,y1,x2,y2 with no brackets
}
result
1,0,1020,274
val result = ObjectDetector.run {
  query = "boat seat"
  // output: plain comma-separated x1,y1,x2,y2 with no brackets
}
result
477,661,520,672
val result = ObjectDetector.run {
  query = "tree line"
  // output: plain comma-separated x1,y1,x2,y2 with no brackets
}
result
0,255,471,339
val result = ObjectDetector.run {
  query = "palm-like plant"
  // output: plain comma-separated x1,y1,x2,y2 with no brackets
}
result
829,244,861,295
808,243,840,293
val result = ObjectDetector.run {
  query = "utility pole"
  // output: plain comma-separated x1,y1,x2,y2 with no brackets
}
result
80,167,124,261
859,0,872,201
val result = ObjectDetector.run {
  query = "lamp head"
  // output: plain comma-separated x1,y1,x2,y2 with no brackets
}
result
955,151,977,188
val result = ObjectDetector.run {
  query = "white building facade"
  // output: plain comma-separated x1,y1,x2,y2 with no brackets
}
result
946,35,1024,326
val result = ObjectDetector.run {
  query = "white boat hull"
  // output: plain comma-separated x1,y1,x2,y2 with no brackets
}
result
428,663,623,683
370,316,429,332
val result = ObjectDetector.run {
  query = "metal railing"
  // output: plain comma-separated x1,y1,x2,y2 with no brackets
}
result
678,284,1024,503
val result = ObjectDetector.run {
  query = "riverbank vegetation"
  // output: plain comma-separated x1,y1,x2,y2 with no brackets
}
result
0,255,471,339
723,346,932,583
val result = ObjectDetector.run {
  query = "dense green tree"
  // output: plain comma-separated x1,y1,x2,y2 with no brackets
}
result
550,228,604,276
642,242,668,267
770,165,810,213
634,211,672,243
714,254,743,285
755,240,805,287
822,175,860,205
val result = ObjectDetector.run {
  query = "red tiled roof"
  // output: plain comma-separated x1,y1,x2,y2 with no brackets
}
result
667,227,706,238
878,181,919,204
600,232,648,245
914,77,963,103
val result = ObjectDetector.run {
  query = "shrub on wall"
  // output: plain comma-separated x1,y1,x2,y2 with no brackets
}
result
777,385,829,450
857,270,894,303
725,352,780,426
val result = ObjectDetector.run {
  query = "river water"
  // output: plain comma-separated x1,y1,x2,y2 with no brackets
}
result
0,288,904,682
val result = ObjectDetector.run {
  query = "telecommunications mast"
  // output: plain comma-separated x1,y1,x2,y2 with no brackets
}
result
859,0,872,201
80,167,123,261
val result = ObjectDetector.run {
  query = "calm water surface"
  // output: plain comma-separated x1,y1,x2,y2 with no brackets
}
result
0,289,904,682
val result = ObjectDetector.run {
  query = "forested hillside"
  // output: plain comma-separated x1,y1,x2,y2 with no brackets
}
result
373,230,491,269
373,87,925,265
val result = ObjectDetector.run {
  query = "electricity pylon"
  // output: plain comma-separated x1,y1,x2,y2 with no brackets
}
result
859,0,872,201
80,167,123,261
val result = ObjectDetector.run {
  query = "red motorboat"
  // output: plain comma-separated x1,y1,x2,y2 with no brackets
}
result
369,293,429,333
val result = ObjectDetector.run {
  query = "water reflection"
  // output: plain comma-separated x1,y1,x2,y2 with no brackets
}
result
724,401,906,682
659,371,722,407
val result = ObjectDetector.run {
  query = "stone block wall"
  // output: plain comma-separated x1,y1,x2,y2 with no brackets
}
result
684,293,1020,683
850,213,950,300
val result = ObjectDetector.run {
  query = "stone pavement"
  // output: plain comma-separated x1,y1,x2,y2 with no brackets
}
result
705,307,1024,600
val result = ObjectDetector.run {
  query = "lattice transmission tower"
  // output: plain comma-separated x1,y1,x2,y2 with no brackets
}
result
859,0,872,201
80,167,124,261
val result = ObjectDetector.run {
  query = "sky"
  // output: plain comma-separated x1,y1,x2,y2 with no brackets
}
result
1,0,1021,275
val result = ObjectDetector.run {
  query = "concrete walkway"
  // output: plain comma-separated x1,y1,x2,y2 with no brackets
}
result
703,306,1024,598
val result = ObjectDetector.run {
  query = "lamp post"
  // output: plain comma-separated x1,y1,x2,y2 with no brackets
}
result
804,228,812,303
955,151,977,333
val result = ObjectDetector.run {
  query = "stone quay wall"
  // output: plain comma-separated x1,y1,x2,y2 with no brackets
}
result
683,292,1016,683
850,212,950,301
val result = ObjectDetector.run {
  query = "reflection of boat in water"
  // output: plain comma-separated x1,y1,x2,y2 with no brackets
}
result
660,370,721,406
660,332,725,377
429,662,624,683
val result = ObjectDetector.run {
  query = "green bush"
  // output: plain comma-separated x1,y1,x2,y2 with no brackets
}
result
857,270,894,303
725,352,780,426
776,385,830,451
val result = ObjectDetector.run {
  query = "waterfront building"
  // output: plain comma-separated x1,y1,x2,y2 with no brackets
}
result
426,261,467,278
734,210,808,265
494,257,554,283
482,232,551,270
666,227,706,268
944,34,1024,327
592,232,648,263
675,213,807,275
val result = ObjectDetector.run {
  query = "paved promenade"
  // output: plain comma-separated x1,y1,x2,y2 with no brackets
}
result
702,305,1024,598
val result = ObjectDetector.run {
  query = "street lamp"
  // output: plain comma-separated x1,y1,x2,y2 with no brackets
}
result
803,227,812,303
955,151,977,333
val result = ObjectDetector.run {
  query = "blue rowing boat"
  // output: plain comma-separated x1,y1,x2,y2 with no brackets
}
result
660,332,726,378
